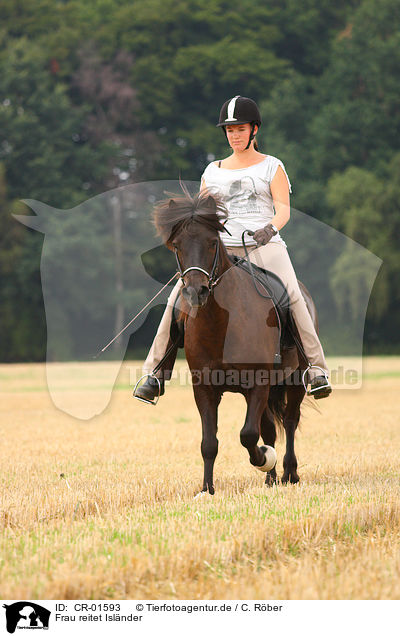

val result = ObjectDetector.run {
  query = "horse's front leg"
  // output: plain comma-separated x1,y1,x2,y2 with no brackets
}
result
193,384,219,495
260,409,277,486
241,386,270,469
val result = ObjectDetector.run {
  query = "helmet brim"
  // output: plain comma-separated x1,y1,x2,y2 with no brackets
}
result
216,120,260,127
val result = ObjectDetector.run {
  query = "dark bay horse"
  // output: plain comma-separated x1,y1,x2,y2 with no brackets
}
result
153,191,310,494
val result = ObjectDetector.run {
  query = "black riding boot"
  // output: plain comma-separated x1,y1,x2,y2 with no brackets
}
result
308,375,332,399
133,375,165,404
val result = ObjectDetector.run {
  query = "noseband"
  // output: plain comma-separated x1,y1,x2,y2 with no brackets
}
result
174,240,220,291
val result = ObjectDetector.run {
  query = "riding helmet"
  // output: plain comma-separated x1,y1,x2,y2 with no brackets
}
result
217,96,261,149
217,96,262,129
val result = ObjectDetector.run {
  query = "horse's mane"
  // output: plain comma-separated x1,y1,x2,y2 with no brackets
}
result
153,188,228,247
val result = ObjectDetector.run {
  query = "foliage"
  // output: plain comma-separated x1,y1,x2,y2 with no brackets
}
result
0,0,399,359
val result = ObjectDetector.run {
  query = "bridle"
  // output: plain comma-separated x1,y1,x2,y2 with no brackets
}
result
174,240,221,292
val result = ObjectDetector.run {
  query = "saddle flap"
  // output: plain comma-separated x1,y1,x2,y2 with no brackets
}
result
229,255,295,350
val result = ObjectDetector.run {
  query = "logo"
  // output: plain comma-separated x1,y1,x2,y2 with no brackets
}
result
2,603,50,633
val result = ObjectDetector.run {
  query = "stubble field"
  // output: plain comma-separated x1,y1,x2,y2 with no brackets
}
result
0,357,399,600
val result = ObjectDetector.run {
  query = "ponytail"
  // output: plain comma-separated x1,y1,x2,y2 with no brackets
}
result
252,121,259,150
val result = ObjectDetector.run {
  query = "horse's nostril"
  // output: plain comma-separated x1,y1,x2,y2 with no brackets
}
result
182,286,197,304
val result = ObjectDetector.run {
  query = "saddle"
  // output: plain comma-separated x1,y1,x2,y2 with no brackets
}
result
170,256,296,351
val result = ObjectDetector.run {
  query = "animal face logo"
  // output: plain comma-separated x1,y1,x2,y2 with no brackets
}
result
3,602,50,633
13,181,382,417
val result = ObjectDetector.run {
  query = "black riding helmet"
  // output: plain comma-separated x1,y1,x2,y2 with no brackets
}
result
217,95,261,149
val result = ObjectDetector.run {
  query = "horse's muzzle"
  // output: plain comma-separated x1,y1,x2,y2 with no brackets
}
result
182,284,209,308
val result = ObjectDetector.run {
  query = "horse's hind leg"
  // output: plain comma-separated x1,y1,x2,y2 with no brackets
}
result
282,383,304,484
260,409,277,486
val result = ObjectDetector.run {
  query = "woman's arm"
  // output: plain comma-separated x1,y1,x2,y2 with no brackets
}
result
269,165,291,231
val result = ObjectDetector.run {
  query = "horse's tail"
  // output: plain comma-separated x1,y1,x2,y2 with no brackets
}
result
267,382,287,433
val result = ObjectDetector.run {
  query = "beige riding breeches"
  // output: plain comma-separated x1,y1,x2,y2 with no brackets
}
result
143,242,329,382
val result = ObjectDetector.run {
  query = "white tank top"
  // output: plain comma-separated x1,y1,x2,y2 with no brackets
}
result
201,155,292,247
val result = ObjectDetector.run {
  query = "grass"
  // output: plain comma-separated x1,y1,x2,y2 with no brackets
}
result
0,357,399,599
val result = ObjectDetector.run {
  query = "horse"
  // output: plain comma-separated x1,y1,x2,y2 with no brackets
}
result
153,190,313,494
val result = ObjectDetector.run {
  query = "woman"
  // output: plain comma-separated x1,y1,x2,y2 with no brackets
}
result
134,95,331,402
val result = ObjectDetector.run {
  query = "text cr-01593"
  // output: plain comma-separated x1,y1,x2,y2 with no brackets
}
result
74,604,121,612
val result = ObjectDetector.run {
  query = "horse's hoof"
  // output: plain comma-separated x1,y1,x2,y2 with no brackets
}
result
264,472,277,487
282,472,300,485
254,445,277,472
194,490,213,499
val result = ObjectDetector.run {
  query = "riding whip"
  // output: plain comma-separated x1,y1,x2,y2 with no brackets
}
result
93,272,180,358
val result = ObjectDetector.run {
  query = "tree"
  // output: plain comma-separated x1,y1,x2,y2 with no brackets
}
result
104,0,287,178
309,0,400,179
0,36,114,360
326,156,400,348
70,42,161,186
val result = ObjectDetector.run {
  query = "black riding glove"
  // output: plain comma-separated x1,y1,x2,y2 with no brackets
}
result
252,223,278,246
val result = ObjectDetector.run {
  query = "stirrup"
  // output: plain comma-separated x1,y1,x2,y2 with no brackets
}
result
302,365,329,394
132,373,161,406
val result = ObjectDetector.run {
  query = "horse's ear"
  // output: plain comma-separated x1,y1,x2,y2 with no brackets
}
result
169,199,178,210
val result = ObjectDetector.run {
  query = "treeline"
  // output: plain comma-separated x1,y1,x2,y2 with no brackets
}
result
0,0,399,360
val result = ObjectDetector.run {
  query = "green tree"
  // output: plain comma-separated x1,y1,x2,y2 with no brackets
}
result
0,36,114,360
102,0,287,178
309,0,400,179
0,37,112,207
326,156,400,347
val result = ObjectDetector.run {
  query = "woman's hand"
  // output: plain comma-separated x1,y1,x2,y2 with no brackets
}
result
253,223,278,246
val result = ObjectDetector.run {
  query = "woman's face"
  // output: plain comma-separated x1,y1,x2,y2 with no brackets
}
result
225,123,257,151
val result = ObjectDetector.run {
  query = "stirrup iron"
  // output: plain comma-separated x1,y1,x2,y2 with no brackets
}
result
132,373,161,406
302,365,329,394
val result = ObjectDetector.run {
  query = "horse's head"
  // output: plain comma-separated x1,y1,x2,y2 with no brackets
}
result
153,191,229,308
